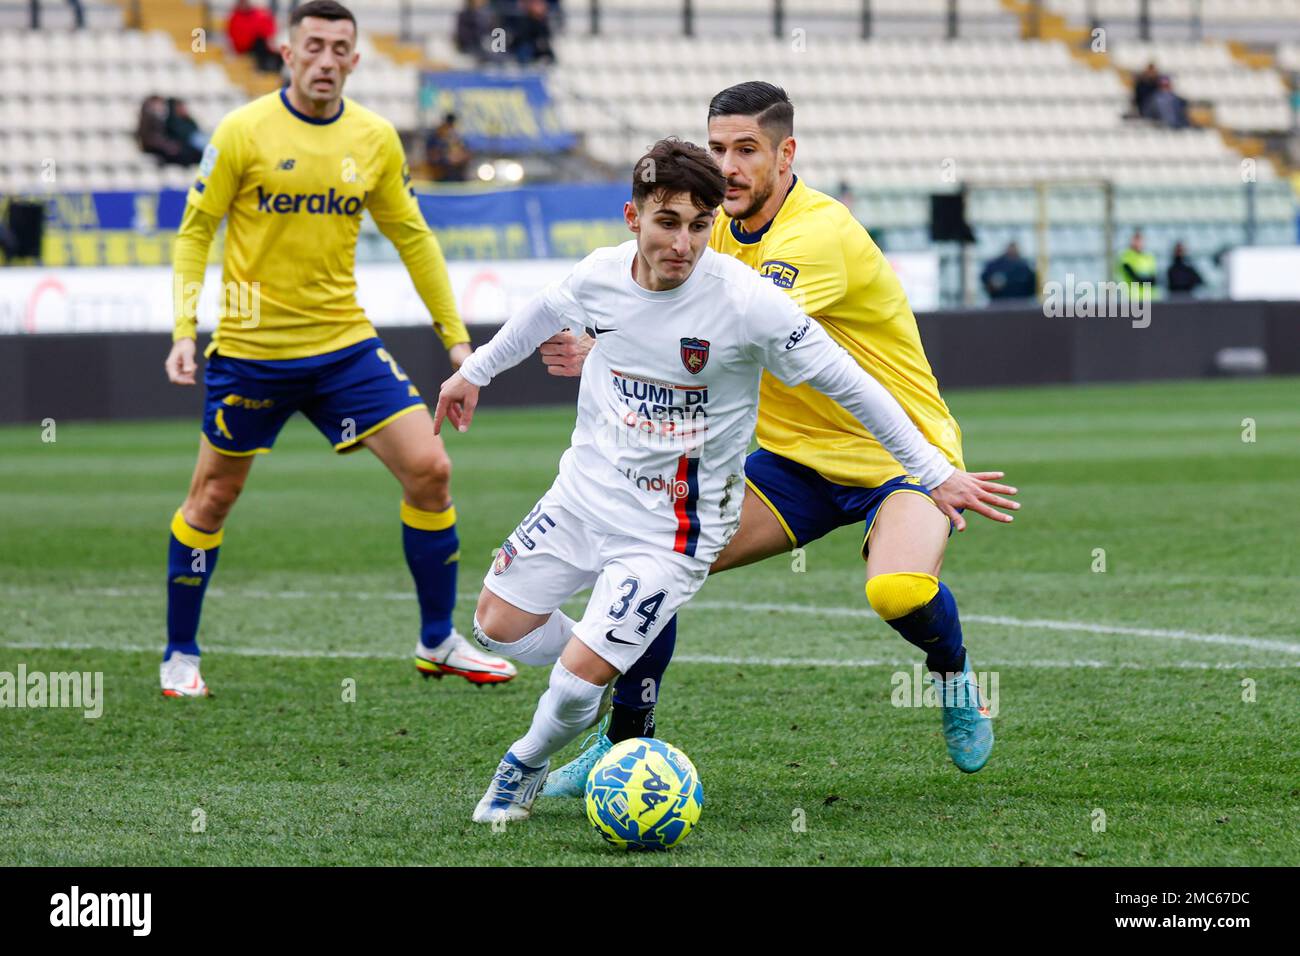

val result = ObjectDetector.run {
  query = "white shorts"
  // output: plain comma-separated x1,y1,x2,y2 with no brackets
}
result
482,490,710,673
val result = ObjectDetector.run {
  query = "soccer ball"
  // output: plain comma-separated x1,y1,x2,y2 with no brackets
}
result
585,737,703,850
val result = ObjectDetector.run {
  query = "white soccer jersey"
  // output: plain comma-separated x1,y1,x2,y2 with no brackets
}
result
459,241,954,564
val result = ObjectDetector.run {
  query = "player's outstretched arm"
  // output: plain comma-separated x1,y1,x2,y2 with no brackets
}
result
749,287,1020,531
441,280,580,435
538,330,593,377
802,348,1019,529
455,273,582,387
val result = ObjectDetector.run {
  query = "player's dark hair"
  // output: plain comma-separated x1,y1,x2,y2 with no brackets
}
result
631,138,726,212
708,81,794,147
291,0,356,31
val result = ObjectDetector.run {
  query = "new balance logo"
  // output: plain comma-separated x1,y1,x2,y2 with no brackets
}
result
256,186,365,216
278,158,296,170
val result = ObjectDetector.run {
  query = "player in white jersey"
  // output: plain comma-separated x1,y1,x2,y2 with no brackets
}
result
435,139,1003,823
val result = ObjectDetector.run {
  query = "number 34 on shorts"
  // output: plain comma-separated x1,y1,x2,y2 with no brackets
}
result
481,492,709,673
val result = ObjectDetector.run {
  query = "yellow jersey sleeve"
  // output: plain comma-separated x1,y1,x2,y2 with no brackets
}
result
187,114,245,221
171,204,221,341
366,123,470,350
366,122,419,225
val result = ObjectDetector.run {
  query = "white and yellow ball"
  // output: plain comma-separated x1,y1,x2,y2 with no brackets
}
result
585,737,703,850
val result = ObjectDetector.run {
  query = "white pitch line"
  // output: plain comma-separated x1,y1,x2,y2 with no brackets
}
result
691,601,1300,655
0,640,1295,670
5,587,1299,655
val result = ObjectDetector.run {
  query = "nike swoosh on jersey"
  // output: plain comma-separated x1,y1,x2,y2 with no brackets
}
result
605,629,639,646
591,323,618,335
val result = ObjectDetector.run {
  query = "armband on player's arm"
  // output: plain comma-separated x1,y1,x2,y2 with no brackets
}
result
376,216,471,351
171,204,221,341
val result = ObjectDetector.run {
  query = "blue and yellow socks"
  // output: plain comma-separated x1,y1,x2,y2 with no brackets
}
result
165,508,222,661
401,501,460,651
866,571,967,676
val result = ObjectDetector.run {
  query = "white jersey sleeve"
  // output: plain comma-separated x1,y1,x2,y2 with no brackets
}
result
459,262,594,387
743,280,956,490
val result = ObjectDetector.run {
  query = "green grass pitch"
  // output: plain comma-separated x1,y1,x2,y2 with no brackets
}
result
1,376,1297,866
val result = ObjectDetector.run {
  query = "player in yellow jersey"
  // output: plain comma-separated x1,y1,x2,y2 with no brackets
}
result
158,1,516,696
540,83,1018,790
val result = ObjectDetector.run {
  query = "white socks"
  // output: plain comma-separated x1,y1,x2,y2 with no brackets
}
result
509,659,605,767
473,610,576,667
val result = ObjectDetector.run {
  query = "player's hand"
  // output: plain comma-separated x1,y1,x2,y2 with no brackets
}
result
930,470,1019,532
538,330,593,377
434,371,479,435
448,342,472,371
165,337,198,386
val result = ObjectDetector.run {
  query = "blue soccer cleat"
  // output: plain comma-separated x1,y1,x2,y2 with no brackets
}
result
933,662,994,773
472,751,549,823
540,724,613,799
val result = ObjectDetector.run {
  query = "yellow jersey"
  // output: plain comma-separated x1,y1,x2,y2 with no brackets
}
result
710,177,964,488
183,89,467,360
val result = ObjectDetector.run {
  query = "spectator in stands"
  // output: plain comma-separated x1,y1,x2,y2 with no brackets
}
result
228,0,283,74
426,113,472,181
1133,61,1160,118
455,0,496,62
138,96,205,167
138,95,181,165
1146,75,1190,129
981,241,1038,300
166,98,208,163
1166,241,1204,295
511,0,556,65
1116,230,1158,298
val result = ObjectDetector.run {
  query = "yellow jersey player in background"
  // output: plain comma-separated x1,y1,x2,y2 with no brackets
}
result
540,82,1019,791
159,0,516,696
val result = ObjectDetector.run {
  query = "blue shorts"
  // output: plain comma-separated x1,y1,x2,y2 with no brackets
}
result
201,337,426,456
743,447,945,559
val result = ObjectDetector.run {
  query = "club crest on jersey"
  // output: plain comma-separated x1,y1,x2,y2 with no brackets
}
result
680,338,710,375
760,260,800,289
493,539,517,575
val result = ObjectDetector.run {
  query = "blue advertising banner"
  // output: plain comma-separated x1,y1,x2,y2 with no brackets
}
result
418,71,576,153
414,182,629,259
2,183,630,266
6,190,189,232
